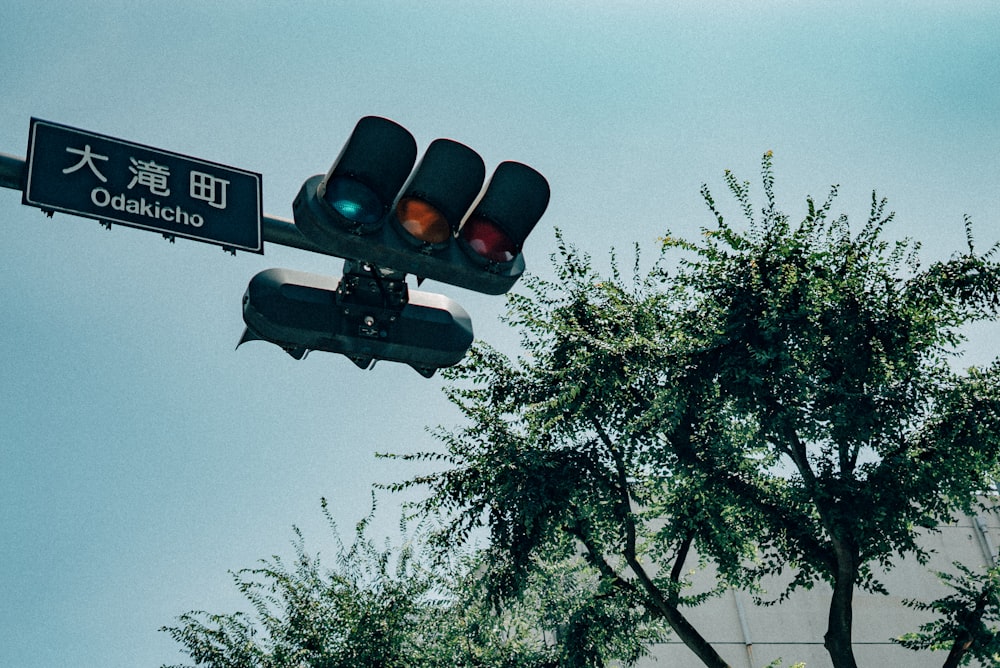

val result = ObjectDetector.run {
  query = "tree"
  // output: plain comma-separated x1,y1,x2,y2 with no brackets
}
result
162,501,438,668
162,499,661,667
896,561,1000,667
390,153,1000,668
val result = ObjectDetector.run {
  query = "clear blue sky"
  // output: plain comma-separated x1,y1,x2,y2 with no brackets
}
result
1,2,998,666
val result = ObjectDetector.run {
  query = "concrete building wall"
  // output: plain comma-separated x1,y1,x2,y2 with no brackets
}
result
630,508,999,668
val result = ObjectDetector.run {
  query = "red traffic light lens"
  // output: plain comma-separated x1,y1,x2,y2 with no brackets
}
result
460,216,518,263
396,197,451,244
322,175,384,226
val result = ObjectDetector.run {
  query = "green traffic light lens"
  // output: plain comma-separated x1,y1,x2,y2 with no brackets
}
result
322,175,384,226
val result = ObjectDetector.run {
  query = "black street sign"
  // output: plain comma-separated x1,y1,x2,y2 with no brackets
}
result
23,118,263,253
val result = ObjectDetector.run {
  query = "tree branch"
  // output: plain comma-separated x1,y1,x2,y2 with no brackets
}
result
588,416,732,668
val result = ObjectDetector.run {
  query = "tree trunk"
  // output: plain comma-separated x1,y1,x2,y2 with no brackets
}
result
660,603,732,668
942,638,971,668
941,589,990,668
594,418,733,668
824,536,860,668
570,520,732,668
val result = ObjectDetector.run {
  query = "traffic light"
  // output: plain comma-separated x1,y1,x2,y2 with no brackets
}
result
238,264,473,377
292,116,550,295
241,116,549,375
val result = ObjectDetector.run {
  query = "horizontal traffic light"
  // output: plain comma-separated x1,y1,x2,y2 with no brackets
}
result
237,267,473,377
292,116,549,295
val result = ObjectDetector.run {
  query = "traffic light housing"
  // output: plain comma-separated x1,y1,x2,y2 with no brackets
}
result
239,116,548,375
238,264,473,377
292,116,550,295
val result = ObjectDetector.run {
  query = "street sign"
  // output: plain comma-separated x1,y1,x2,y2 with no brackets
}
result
23,118,263,253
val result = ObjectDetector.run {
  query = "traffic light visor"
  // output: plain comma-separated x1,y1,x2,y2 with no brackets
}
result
322,175,384,227
458,161,549,265
396,197,450,244
391,138,486,249
460,215,518,263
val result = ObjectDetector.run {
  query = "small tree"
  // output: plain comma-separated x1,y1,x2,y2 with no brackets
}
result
897,561,1000,667
162,501,441,668
162,499,660,668
390,153,1000,668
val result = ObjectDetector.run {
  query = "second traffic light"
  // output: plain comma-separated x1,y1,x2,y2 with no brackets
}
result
238,264,473,377
292,116,550,295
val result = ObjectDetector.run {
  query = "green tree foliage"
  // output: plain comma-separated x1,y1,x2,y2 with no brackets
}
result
896,561,1000,667
162,501,435,668
162,499,659,668
389,153,1000,668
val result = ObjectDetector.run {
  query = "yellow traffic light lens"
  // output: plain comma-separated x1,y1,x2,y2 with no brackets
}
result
396,198,451,244
460,216,517,263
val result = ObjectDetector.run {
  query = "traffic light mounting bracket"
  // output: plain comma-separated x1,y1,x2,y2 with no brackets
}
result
334,261,409,368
